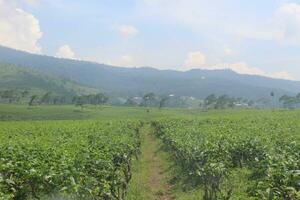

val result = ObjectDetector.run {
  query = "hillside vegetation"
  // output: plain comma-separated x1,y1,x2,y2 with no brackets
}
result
1,46,300,99
0,63,99,99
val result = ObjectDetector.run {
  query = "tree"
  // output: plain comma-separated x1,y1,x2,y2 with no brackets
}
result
248,100,254,107
270,91,275,108
28,95,38,107
125,97,138,106
142,93,156,107
159,97,169,109
1,90,15,103
279,95,300,109
21,90,29,98
204,94,217,109
75,97,84,110
40,92,52,104
214,95,235,109
95,93,108,105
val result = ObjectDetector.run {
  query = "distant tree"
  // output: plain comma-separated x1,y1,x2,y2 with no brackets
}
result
142,93,156,107
28,95,38,107
1,90,15,103
270,91,275,108
199,101,204,109
53,96,62,105
248,100,254,107
215,95,235,109
125,97,138,106
86,94,94,104
204,94,217,109
215,95,226,109
159,96,169,109
257,98,271,108
72,96,79,104
95,93,108,105
279,95,300,109
21,90,29,98
40,92,52,104
60,96,67,104
75,97,84,110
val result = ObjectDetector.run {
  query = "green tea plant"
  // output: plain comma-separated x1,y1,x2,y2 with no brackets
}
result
0,120,141,200
152,114,300,200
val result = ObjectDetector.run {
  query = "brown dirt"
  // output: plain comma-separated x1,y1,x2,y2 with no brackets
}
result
143,131,174,200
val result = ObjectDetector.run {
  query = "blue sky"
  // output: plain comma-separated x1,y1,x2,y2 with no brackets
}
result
1,0,300,80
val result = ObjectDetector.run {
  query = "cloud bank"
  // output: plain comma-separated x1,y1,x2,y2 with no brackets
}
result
184,52,206,70
182,52,294,80
56,45,75,59
117,25,139,37
0,0,42,53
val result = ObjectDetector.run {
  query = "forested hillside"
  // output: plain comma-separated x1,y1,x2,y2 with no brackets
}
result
0,46,299,99
0,63,99,99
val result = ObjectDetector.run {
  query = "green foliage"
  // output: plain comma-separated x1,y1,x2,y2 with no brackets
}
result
0,63,99,100
203,94,249,109
28,95,38,106
152,113,300,200
73,93,109,106
0,120,141,199
279,94,300,108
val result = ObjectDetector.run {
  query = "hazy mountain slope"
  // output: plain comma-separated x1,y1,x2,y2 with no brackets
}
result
0,63,99,96
0,45,299,99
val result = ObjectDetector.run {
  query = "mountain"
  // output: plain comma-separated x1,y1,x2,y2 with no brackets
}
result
0,45,299,99
0,63,99,96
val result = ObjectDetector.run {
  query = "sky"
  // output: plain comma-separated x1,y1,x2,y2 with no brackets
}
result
1,0,300,80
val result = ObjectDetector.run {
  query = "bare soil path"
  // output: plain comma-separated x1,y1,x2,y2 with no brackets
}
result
127,125,174,200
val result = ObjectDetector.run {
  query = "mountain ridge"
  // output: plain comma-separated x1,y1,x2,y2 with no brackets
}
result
0,45,299,99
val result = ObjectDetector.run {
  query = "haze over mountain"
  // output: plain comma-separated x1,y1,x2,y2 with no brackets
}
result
0,46,299,100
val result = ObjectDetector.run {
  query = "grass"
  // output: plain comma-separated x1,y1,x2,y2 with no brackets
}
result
0,104,195,121
0,103,296,121
127,125,173,200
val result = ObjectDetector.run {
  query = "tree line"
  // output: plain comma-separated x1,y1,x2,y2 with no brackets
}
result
279,93,300,108
1,89,300,109
0,89,109,108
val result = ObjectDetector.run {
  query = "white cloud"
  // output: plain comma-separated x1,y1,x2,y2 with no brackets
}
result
228,62,295,80
100,55,136,67
22,0,39,6
0,0,42,53
235,3,300,45
116,55,136,67
270,71,295,80
235,27,282,41
117,25,139,37
139,1,300,46
226,62,266,76
275,3,300,44
121,55,134,64
224,47,235,56
181,50,294,80
56,45,75,59
184,51,206,70
193,61,295,80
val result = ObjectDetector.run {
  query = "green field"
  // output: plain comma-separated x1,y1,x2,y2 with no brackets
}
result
0,104,299,200
0,104,293,121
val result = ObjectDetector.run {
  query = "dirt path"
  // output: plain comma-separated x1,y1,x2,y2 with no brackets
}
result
127,125,173,200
